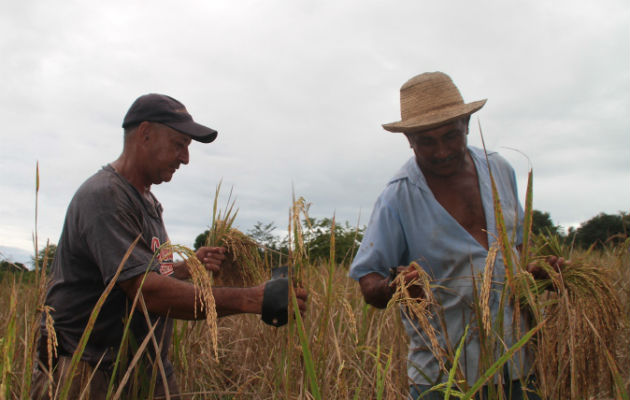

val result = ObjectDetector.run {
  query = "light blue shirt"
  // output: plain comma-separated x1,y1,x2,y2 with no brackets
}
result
349,146,525,385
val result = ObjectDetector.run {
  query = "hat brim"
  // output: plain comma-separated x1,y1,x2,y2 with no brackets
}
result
164,120,218,143
382,99,487,133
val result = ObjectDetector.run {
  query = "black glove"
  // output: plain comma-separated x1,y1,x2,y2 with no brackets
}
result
261,266,289,327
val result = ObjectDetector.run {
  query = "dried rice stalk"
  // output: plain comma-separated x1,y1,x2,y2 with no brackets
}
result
390,261,446,372
214,223,266,287
479,245,499,337
515,254,626,398
42,305,58,400
172,244,219,361
341,298,358,345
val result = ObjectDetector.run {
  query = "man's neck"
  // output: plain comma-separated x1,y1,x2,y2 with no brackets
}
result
110,158,151,195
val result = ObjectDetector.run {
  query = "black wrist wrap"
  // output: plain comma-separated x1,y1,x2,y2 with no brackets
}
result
262,266,289,327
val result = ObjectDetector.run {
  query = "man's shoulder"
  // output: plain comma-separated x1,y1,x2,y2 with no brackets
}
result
386,157,417,185
72,166,135,209
375,158,423,205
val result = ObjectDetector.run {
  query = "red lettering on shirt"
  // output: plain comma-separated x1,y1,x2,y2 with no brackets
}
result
151,237,174,276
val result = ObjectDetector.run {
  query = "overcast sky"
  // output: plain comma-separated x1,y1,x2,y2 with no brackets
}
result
1,0,628,263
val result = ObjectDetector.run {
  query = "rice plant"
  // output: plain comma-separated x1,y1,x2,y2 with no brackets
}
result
1,163,628,399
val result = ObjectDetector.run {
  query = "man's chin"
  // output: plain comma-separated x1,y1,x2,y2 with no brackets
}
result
154,174,174,185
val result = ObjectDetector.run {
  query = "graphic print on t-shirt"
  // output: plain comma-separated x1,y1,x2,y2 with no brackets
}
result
151,237,174,276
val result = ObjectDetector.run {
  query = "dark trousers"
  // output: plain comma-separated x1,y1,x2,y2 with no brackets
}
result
31,356,183,400
409,376,541,400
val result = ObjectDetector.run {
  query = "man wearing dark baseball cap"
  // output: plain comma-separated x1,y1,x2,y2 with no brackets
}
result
31,94,307,399
122,93,218,143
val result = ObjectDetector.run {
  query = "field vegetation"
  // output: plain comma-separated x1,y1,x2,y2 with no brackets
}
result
0,172,628,399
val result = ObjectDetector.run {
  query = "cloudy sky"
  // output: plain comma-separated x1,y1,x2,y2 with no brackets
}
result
1,0,628,263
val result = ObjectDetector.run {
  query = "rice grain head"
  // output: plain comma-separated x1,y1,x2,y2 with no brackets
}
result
42,305,58,399
390,261,446,372
480,245,498,337
172,244,219,361
215,224,266,287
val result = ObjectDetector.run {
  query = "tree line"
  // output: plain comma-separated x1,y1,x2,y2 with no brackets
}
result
532,210,628,250
2,210,626,277
193,210,629,267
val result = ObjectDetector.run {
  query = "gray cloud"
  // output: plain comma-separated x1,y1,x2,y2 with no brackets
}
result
1,0,628,254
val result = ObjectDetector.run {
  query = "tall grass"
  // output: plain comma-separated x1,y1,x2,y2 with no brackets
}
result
1,245,627,398
1,164,628,399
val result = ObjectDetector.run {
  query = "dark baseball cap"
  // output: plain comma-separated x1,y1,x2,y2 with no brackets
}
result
122,93,218,143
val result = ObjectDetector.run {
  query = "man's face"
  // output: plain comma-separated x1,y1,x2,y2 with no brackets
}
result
405,118,469,178
144,123,192,185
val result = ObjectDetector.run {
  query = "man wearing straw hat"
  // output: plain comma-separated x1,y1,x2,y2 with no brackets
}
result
349,72,541,399
31,94,307,399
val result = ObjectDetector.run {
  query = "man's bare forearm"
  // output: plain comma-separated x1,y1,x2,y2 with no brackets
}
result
118,272,264,320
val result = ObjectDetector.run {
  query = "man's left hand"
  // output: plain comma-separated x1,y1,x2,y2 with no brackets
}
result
195,246,226,273
526,255,570,280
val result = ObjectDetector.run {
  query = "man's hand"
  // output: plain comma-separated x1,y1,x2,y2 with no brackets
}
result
526,255,570,280
195,246,226,273
171,246,227,280
359,264,427,309
391,264,425,300
294,286,308,316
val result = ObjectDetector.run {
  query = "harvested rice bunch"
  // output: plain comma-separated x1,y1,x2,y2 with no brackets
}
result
389,262,447,373
172,244,219,360
514,251,626,399
213,221,266,287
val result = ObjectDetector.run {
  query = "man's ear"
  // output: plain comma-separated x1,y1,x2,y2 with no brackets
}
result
136,121,152,142
462,116,471,136
404,133,413,148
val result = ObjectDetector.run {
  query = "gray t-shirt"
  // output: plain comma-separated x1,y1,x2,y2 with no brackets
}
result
43,165,174,376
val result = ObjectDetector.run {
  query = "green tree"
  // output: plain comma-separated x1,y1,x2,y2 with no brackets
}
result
531,209,560,236
0,260,28,272
247,221,280,249
572,212,628,249
32,243,57,271
303,218,364,265
195,222,281,251
194,230,209,251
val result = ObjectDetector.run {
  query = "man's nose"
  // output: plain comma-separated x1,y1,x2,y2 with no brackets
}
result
179,147,189,165
434,140,449,158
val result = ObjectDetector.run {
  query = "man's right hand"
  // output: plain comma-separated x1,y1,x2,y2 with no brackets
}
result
390,264,425,300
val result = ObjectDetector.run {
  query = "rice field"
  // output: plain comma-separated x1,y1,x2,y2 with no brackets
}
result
1,173,628,399
1,228,628,400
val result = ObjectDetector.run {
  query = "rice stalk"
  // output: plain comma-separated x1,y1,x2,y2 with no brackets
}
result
33,162,39,278
41,305,58,399
291,286,321,399
288,194,310,282
389,261,447,375
58,234,141,400
514,234,627,398
205,181,238,248
478,121,517,288
213,224,266,287
479,245,498,337
462,320,545,400
0,283,18,400
172,244,219,362
111,316,159,400
443,324,469,399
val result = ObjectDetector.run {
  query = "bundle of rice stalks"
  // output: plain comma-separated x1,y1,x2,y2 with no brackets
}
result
389,262,449,374
172,244,219,360
213,223,266,287
514,238,628,399
203,183,268,286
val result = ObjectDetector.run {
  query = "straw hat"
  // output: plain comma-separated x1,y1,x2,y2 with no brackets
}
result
382,72,486,133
